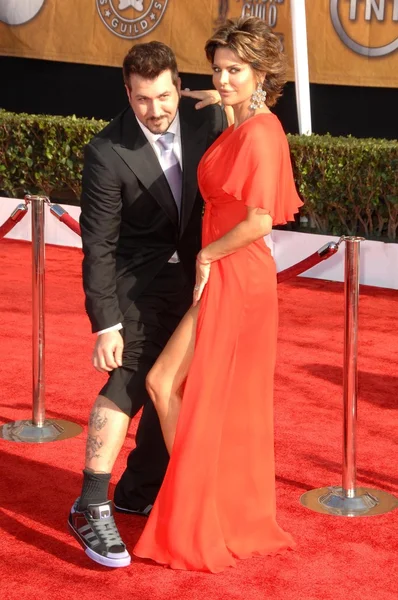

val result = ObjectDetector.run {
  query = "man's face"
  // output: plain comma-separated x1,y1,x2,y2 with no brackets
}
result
126,69,181,134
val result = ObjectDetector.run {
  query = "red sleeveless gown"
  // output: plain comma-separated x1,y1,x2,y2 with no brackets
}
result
134,113,303,572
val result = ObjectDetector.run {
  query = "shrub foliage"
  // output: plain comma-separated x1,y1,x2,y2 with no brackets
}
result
1,109,397,240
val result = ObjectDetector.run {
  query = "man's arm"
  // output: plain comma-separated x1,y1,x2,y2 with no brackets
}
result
181,89,234,126
80,142,125,372
80,142,124,333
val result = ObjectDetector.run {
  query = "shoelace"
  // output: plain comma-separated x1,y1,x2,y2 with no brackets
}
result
90,515,124,546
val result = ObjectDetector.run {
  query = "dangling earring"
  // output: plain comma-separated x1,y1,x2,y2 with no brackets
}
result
249,82,267,110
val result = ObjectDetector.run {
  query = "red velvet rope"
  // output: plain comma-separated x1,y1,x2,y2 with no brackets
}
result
277,243,338,284
49,201,337,282
0,205,28,240
59,212,81,237
278,253,322,283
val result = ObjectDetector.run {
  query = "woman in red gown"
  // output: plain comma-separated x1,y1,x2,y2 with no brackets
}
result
134,16,303,573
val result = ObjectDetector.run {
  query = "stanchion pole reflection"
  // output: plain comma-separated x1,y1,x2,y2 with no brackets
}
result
0,195,83,443
300,236,398,517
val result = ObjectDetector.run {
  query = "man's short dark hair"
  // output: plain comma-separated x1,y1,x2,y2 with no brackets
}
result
123,41,179,89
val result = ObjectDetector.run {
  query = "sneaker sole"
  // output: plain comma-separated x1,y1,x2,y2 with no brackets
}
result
85,546,131,568
68,519,131,568
114,503,152,517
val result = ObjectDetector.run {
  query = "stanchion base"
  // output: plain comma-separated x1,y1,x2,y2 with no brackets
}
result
300,486,398,517
0,419,83,443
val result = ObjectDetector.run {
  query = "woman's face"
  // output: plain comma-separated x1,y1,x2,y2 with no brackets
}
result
212,47,258,107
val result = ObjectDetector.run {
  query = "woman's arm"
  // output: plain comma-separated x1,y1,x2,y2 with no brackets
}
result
199,207,272,263
193,207,272,305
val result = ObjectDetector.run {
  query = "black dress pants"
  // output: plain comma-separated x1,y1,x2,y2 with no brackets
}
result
99,262,192,509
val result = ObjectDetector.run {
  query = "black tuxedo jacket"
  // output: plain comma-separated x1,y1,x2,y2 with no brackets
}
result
80,100,227,333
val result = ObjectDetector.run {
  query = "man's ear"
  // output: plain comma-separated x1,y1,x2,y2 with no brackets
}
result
177,77,182,97
125,84,132,102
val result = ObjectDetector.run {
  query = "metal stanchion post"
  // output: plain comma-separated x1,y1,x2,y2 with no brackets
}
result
300,236,398,517
0,195,83,443
32,195,46,427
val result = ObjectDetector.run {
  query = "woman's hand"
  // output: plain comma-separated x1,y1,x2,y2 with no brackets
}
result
193,256,211,306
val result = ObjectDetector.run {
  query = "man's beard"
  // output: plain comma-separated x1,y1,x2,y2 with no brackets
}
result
146,116,169,133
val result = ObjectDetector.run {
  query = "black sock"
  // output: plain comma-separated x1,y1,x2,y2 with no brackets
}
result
78,469,111,511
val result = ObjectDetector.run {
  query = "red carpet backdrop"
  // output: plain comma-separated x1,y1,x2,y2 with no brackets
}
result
0,239,397,599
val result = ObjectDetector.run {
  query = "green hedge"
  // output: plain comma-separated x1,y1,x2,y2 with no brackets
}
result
1,109,397,240
289,133,398,241
0,109,106,199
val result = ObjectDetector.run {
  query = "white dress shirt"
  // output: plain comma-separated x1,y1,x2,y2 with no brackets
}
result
137,113,183,172
97,115,183,336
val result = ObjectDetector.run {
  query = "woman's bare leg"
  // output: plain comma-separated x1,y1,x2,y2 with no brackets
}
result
146,303,200,454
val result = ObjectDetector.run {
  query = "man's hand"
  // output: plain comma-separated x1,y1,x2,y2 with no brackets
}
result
92,330,124,373
181,88,234,125
181,89,222,109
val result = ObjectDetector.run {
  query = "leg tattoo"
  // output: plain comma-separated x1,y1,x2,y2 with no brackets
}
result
86,434,104,461
89,402,108,431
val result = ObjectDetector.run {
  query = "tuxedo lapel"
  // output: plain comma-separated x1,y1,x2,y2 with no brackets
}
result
179,116,208,238
112,109,179,228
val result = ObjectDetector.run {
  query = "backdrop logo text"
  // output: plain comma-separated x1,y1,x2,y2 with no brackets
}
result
330,0,398,57
96,0,168,40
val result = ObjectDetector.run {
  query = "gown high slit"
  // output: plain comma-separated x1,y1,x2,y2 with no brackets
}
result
134,113,303,573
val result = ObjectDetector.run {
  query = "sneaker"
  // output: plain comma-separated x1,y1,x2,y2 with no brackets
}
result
114,502,153,517
68,499,131,568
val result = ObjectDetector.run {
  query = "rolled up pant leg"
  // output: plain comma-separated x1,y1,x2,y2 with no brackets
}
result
110,263,192,509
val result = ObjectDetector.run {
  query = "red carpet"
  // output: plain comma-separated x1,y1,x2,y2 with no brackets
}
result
0,239,397,600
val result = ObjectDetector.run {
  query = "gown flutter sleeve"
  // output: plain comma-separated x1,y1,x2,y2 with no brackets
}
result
220,115,303,225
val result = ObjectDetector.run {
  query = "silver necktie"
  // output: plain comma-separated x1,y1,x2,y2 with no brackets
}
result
157,131,182,216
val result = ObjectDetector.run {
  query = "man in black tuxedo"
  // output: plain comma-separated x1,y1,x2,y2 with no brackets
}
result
68,42,226,568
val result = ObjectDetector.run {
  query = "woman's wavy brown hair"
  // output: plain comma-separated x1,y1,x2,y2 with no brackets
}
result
205,17,287,107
